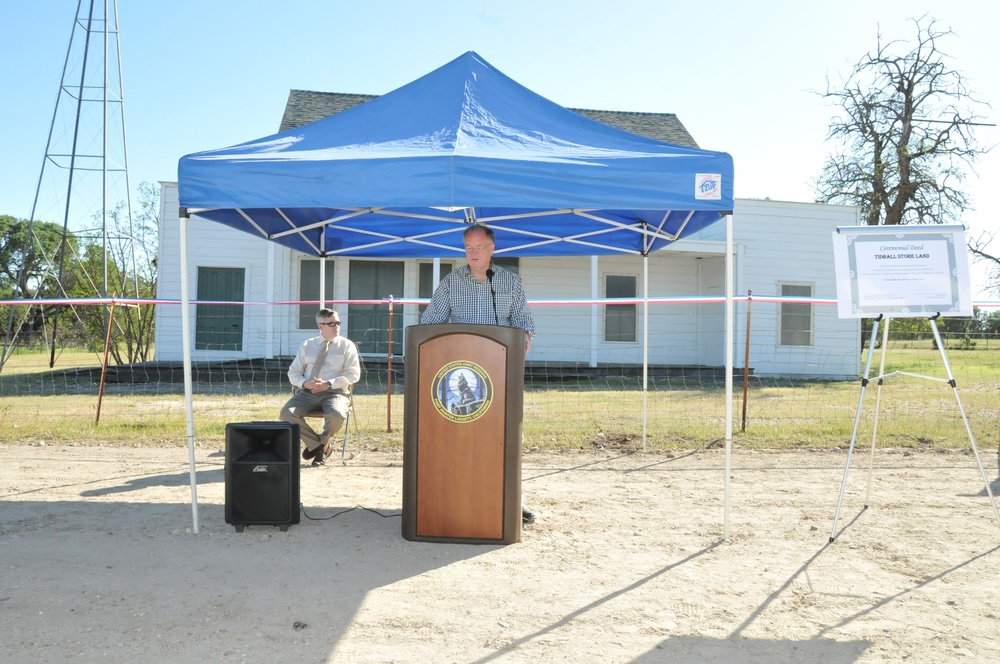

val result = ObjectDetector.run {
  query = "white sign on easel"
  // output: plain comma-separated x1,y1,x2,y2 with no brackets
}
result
827,223,1000,542
831,224,972,318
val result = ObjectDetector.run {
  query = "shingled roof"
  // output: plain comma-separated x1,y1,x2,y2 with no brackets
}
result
278,89,699,148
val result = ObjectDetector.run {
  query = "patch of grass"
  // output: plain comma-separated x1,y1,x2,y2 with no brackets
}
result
1,349,105,376
1,340,998,452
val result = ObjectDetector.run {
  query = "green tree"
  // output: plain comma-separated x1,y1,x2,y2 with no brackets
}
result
933,311,981,350
0,215,79,300
0,215,85,349
861,316,933,349
980,309,1000,335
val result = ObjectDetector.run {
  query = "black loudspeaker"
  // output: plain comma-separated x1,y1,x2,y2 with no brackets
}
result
225,422,301,532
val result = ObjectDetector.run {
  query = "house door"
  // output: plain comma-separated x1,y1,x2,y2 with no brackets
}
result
195,267,245,351
348,260,404,354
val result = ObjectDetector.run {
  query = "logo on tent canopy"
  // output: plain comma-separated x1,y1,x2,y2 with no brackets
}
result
431,361,493,423
695,173,722,200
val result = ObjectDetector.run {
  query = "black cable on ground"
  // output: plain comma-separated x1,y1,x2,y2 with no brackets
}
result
299,503,401,521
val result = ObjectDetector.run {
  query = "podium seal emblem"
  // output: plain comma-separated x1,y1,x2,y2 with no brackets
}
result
431,360,493,423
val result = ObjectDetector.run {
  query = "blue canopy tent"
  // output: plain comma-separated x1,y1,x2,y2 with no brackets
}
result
176,52,736,533
179,51,732,258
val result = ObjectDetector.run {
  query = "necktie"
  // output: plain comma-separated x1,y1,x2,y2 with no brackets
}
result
309,339,331,379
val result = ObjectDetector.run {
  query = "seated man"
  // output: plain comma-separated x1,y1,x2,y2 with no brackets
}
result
280,308,361,466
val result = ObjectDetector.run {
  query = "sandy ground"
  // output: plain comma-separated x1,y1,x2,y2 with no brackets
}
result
2,442,1000,663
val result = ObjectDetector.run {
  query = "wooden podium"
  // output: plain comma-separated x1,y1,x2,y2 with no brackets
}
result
402,324,525,544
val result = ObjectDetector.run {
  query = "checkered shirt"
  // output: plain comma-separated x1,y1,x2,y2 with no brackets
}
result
419,264,536,337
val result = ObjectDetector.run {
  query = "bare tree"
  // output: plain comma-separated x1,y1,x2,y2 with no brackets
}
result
67,182,159,363
969,230,1000,295
815,16,992,229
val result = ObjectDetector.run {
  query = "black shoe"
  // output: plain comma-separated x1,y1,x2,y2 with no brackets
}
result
311,443,331,466
302,446,319,460
522,506,536,525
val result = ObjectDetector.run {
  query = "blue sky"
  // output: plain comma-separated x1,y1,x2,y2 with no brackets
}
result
2,0,997,294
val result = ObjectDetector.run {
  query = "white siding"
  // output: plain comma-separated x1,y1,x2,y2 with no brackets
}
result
519,253,718,367
732,199,861,378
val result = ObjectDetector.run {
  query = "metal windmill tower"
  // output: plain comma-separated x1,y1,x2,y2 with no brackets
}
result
2,0,139,369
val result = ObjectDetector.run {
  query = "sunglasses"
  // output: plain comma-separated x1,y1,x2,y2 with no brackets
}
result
318,321,341,327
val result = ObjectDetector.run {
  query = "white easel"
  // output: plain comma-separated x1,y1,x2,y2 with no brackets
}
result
829,312,1000,541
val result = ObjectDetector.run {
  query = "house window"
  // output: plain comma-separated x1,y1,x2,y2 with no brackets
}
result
418,262,454,315
195,267,244,351
605,274,636,342
779,283,813,346
348,260,404,354
492,257,519,274
298,259,335,329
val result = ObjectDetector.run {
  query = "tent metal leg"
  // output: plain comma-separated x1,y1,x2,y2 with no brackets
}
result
179,210,200,534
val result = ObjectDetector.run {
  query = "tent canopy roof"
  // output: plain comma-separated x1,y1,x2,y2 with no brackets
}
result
178,51,733,258
278,91,702,149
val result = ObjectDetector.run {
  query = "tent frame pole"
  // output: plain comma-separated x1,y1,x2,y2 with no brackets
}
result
179,208,200,533
642,255,648,451
724,214,734,541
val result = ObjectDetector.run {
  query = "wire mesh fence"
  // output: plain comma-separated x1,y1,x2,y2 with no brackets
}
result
2,297,999,451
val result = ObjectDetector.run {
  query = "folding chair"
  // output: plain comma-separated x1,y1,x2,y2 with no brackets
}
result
303,383,355,460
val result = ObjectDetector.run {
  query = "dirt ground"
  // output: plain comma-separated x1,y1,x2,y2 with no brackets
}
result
2,442,1000,663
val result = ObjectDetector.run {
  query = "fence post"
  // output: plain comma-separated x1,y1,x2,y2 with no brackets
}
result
96,299,118,424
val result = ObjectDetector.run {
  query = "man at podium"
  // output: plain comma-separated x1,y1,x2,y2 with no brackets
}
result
420,224,538,524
